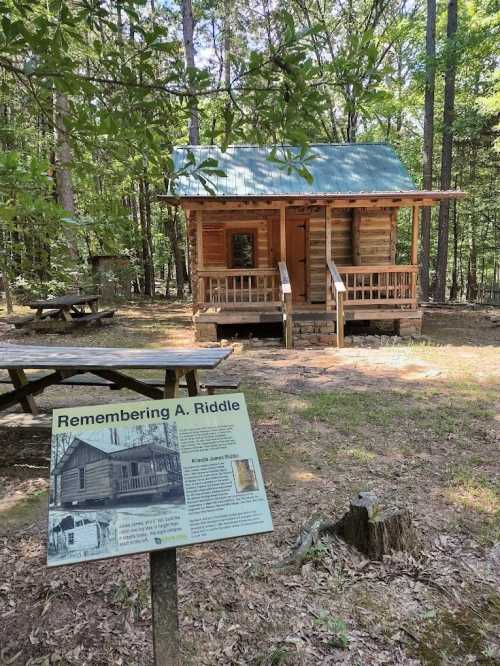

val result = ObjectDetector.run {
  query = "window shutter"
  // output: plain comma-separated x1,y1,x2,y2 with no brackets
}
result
202,224,226,267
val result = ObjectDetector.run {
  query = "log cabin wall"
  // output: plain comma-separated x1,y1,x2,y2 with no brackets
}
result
188,209,280,308
188,204,399,307
353,208,397,265
61,459,113,503
308,207,353,302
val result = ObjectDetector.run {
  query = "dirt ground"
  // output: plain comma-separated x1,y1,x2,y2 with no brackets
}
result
0,301,499,665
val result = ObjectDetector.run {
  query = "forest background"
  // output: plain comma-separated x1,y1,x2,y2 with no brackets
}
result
0,0,498,309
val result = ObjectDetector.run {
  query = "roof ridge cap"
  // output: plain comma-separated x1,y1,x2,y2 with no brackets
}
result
173,142,393,149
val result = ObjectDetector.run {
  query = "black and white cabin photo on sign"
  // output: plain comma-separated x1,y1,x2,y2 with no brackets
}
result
48,423,184,564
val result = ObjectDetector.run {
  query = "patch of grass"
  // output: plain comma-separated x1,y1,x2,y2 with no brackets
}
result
0,489,47,530
445,468,500,543
343,447,376,463
293,388,495,444
257,437,290,463
412,599,500,666
297,391,402,434
313,611,350,649
111,578,150,620
305,542,330,563
268,647,290,665
253,645,290,666
447,468,499,514
242,386,292,424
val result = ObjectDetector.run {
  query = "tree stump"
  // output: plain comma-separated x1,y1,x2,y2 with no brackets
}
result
275,491,419,569
336,492,418,560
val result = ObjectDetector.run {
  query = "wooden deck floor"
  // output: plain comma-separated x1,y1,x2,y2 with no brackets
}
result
195,305,422,325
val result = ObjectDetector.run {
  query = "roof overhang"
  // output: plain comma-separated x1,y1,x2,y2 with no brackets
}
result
159,190,465,211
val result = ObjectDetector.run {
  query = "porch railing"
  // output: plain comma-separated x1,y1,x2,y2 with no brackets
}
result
326,259,346,348
338,265,418,306
198,268,281,307
116,472,178,494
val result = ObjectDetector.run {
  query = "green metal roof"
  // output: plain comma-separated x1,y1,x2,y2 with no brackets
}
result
170,143,417,198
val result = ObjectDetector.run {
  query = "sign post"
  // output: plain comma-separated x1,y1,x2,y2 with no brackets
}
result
150,548,179,665
47,391,273,664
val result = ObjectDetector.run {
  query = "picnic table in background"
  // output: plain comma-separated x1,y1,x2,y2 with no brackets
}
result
0,344,233,417
7,293,115,333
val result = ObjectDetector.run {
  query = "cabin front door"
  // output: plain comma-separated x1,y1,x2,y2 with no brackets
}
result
286,216,307,303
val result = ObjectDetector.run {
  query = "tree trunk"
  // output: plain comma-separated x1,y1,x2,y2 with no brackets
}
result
449,195,459,301
53,91,79,260
181,0,199,144
165,256,172,299
223,0,232,142
138,180,154,297
420,0,436,301
0,236,13,313
143,177,155,297
467,237,478,301
434,0,458,302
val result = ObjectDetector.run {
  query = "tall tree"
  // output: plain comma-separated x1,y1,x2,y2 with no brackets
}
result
53,91,78,260
434,0,458,302
181,0,200,144
419,0,436,301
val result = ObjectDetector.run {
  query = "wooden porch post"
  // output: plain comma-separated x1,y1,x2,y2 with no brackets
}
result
196,211,205,306
411,206,420,264
279,205,286,261
325,206,332,311
279,205,293,348
411,205,420,305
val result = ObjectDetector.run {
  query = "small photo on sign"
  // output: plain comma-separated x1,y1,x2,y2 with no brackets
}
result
232,459,258,493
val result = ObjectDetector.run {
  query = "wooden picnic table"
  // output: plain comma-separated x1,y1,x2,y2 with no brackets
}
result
0,344,232,416
4,293,117,332
30,294,100,321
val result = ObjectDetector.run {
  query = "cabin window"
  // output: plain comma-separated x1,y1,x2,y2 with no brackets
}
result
229,231,256,268
68,532,75,545
79,467,85,490
122,465,128,478
131,462,139,477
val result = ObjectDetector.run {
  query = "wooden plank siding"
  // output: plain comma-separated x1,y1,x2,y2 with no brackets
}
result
189,205,400,308
357,208,394,265
189,211,279,269
61,459,113,504
308,209,353,302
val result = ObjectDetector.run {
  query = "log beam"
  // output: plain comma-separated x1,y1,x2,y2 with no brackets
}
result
280,205,286,262
325,206,332,311
352,210,362,266
411,205,420,265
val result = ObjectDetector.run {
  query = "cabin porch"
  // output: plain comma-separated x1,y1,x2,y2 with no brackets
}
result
111,447,182,499
190,198,424,348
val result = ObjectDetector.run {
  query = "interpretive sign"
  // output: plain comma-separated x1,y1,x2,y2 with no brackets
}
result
47,393,273,567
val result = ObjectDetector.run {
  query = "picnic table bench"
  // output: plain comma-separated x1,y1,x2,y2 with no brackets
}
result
0,344,233,418
6,294,115,333
0,371,239,394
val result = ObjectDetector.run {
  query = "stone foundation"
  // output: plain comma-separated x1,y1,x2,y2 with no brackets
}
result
195,322,218,342
292,319,337,347
395,317,422,337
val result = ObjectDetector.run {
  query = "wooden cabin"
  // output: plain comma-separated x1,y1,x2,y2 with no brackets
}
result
56,438,183,507
49,514,111,554
163,144,463,347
